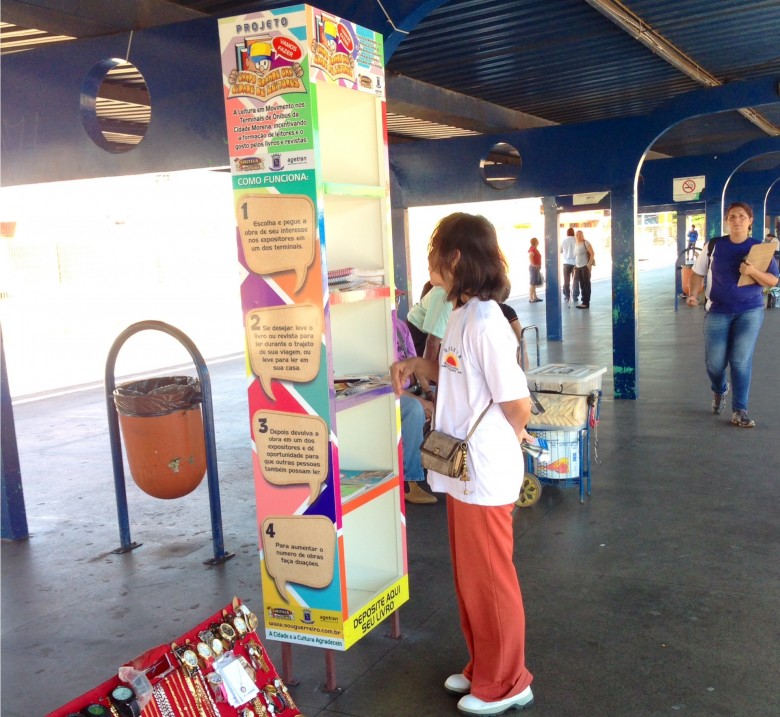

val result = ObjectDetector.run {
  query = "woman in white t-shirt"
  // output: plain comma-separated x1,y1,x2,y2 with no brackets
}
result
390,212,534,716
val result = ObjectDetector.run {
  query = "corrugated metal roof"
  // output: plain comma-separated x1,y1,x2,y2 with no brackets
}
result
2,0,779,158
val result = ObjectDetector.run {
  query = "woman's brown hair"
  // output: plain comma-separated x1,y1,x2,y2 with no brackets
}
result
428,212,510,307
724,201,753,220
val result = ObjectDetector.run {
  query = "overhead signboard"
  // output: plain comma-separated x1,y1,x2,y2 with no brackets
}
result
673,175,705,202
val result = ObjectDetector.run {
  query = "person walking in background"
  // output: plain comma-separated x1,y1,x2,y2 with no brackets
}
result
391,212,535,716
686,202,779,427
687,224,699,250
528,237,543,303
573,230,595,309
560,227,577,306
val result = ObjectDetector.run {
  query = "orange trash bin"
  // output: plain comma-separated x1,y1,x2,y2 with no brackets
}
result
114,377,207,499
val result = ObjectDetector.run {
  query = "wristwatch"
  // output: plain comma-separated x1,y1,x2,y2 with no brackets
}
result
199,629,224,657
110,685,141,717
211,620,236,649
232,612,249,638
195,638,215,670
172,643,200,676
237,603,260,632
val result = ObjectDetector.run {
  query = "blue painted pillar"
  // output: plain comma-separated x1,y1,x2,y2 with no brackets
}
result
391,206,410,319
611,185,638,399
704,196,723,240
675,214,687,299
1,325,29,541
543,197,562,341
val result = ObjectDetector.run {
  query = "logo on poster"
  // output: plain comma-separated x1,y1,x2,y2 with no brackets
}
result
234,156,265,172
310,12,358,84
228,33,306,102
271,154,284,170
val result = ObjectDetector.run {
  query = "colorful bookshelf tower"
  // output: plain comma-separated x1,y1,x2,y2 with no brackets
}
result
218,5,408,653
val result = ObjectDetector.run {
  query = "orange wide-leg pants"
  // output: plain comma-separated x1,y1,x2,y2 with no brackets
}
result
447,496,533,702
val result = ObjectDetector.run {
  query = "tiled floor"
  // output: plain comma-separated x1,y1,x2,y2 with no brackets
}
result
3,266,779,716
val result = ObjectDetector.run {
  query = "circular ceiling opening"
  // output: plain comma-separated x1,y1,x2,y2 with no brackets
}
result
480,142,522,189
81,59,151,153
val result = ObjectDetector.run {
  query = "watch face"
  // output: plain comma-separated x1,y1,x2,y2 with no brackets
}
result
219,622,236,640
234,615,247,634
112,685,134,701
196,642,213,659
241,606,259,630
182,649,199,668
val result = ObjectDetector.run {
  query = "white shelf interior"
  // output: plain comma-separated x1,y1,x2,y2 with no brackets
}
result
330,299,393,377
315,81,381,186
343,485,404,612
335,390,398,472
323,194,386,272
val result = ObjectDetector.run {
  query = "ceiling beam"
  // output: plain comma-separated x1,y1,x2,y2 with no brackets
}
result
1,0,205,38
584,0,780,137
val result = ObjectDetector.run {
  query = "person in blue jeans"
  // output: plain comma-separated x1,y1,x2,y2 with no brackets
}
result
394,294,437,503
687,202,779,427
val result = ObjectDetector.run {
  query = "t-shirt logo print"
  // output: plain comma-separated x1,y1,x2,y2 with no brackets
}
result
441,349,462,373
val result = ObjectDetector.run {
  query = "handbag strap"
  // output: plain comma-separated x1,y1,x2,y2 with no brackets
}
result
430,398,493,440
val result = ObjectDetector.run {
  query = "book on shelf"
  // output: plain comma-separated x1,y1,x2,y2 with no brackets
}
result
338,469,394,500
327,267,385,290
334,375,389,397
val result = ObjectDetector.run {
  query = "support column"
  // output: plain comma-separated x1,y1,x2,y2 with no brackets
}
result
1,325,29,541
543,197,562,341
610,185,638,399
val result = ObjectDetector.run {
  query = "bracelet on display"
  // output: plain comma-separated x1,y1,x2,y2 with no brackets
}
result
152,684,175,717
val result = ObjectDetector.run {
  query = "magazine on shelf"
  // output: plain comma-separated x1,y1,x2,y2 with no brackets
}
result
339,469,394,499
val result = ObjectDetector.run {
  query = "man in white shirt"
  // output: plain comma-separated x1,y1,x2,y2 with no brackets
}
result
560,227,577,306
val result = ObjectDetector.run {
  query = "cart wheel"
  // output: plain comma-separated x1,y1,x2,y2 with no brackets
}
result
516,473,542,508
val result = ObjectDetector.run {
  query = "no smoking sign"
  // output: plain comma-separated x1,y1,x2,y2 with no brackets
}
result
673,175,705,202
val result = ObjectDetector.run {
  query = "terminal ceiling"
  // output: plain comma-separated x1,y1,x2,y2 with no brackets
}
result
2,0,780,169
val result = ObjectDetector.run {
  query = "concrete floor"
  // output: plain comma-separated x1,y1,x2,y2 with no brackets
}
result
2,266,779,717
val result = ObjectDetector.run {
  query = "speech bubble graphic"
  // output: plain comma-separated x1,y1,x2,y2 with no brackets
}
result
253,410,329,504
262,515,336,602
236,193,316,292
245,304,323,399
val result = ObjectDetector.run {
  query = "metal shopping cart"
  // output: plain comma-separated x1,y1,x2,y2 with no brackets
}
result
517,363,604,507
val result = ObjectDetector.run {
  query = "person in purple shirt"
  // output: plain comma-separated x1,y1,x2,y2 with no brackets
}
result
393,291,437,504
687,202,779,427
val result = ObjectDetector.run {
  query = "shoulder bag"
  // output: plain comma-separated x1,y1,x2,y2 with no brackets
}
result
419,400,492,494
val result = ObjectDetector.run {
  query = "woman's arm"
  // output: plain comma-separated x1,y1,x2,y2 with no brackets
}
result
740,260,779,288
390,357,438,396
499,397,532,441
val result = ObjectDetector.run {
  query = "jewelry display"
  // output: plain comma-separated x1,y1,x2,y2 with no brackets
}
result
152,685,175,717
49,599,301,717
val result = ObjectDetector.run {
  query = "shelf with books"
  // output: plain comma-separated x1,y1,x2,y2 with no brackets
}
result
220,4,406,653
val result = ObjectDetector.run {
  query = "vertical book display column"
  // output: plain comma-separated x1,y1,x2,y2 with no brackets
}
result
218,4,408,652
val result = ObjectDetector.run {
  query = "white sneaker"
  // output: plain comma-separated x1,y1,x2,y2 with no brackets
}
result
444,673,471,695
457,685,534,715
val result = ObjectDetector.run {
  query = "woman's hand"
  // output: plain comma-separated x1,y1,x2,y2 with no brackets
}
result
390,358,417,397
739,259,755,277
